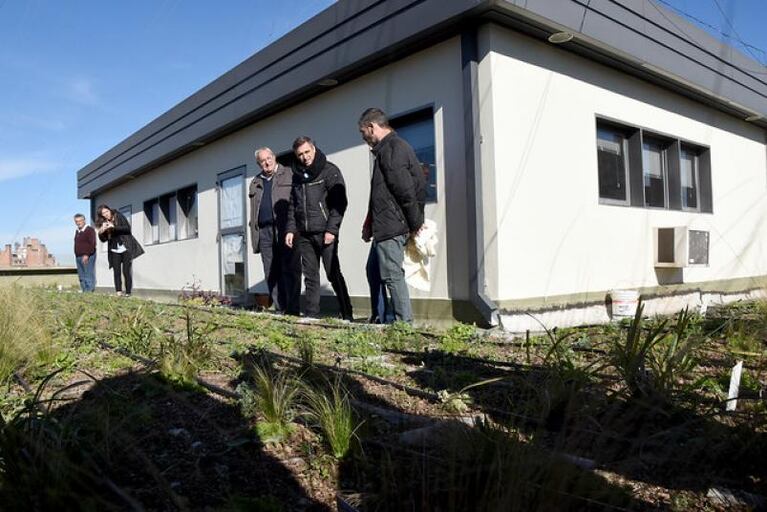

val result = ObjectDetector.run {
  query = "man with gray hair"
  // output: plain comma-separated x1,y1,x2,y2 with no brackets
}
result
249,147,300,314
359,108,425,323
73,213,97,292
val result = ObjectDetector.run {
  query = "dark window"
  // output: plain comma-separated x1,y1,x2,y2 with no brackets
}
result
391,108,437,203
177,185,198,240
680,146,699,210
642,137,668,208
596,126,629,202
276,151,295,169
118,205,132,226
143,199,159,245
595,118,712,213
143,184,197,245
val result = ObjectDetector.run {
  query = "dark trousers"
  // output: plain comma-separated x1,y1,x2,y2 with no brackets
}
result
112,252,132,294
259,224,300,315
299,233,353,320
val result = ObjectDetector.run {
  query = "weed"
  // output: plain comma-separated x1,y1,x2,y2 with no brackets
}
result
158,309,213,389
302,378,360,459
439,323,476,355
242,366,299,444
109,303,159,358
382,321,422,351
296,333,316,368
647,307,702,396
0,286,58,384
334,329,382,359
610,301,668,398
264,326,294,352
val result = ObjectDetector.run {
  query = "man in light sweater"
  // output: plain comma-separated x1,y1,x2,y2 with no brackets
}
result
73,213,97,292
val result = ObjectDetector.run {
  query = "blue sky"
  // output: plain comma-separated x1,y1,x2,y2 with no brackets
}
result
0,0,764,265
0,0,334,265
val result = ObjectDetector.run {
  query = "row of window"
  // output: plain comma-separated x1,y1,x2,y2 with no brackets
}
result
596,119,712,212
142,185,199,245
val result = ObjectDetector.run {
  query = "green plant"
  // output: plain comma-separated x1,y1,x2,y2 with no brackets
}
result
334,328,382,359
610,301,668,398
382,321,422,351
302,379,360,459
0,372,115,509
440,323,476,355
264,326,294,352
158,309,213,389
243,366,299,444
109,303,159,357
437,377,504,414
0,286,58,384
647,307,702,396
296,334,315,368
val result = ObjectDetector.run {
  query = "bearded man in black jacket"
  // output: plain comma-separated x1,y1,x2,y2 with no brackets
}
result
285,136,353,321
359,108,425,323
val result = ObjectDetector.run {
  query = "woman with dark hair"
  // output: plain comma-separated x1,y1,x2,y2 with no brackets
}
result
95,204,144,296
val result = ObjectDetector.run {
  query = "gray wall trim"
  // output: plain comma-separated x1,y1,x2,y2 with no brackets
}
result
461,27,500,328
77,0,766,199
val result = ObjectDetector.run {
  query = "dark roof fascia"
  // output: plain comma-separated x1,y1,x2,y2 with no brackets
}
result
77,0,767,199
76,0,489,198
493,0,767,124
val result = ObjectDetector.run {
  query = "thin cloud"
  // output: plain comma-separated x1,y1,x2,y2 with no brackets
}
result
67,77,99,106
0,157,59,182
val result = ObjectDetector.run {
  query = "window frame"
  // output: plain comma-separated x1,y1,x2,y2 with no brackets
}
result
143,183,198,246
596,121,632,206
679,144,702,213
594,115,712,213
641,134,672,210
389,105,438,204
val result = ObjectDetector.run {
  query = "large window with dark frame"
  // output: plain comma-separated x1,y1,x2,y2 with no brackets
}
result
596,119,712,213
143,185,198,245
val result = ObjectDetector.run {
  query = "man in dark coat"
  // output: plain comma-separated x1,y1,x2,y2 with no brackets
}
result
249,147,300,315
285,136,353,320
359,108,425,323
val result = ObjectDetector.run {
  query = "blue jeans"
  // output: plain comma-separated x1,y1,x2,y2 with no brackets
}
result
76,253,96,292
366,243,393,323
376,234,412,323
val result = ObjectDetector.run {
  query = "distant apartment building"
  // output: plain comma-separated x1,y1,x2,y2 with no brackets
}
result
0,238,57,268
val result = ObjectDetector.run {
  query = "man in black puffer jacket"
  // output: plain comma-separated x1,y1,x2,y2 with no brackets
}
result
359,108,425,323
286,136,353,320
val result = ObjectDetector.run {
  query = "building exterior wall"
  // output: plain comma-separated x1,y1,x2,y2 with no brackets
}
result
93,37,469,307
482,24,767,306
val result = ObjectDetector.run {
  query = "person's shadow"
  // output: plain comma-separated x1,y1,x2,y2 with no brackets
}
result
1,370,331,511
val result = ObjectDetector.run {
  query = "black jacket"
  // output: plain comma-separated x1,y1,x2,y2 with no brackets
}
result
286,149,348,236
249,164,293,253
98,211,145,269
369,132,426,241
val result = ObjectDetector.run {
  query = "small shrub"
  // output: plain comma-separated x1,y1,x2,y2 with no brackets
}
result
245,366,299,444
302,379,360,459
158,309,212,389
296,334,315,368
610,302,667,398
109,303,159,358
440,323,476,355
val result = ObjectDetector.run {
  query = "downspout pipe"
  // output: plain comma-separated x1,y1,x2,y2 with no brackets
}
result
461,26,500,328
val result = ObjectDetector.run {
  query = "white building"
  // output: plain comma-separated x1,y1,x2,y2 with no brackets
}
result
78,0,767,329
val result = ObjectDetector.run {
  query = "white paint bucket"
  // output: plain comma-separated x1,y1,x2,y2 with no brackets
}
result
610,290,639,319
